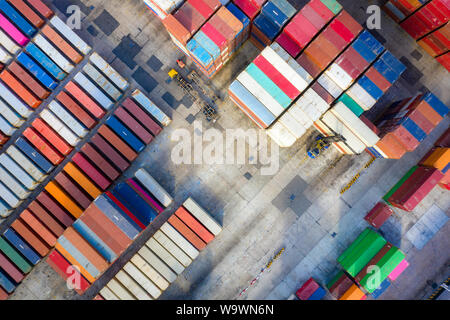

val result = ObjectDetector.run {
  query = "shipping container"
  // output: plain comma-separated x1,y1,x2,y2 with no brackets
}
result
0,98,24,127
134,168,173,208
48,101,88,138
0,10,29,46
130,253,170,290
160,222,199,260
73,73,113,110
0,269,15,293
132,89,171,126
115,270,153,300
25,43,66,81
0,70,41,109
296,278,320,300
37,192,74,228
122,98,162,137
0,0,39,38
16,52,58,90
20,209,57,246
0,286,8,299
3,228,41,265
106,278,135,300
33,34,75,73
145,239,186,276
89,134,130,172
0,153,37,191
0,237,32,273
364,202,394,229
72,153,111,190
105,116,145,153
23,127,64,165
126,179,164,214
63,162,102,200
6,145,47,182
54,172,92,210
138,246,177,283
0,250,24,283
56,91,96,129
105,191,146,231
9,61,50,100
0,81,33,118
183,198,222,236
0,46,11,63
168,215,206,250
11,218,49,257
8,0,44,28
27,0,53,18
0,113,15,136
50,16,91,55
122,261,161,299
153,230,192,267
65,81,106,119
114,107,153,144
0,160,31,199
45,181,83,219
40,109,80,147
89,53,129,91
31,118,73,156
99,287,119,300
0,29,20,54
28,201,64,237
41,25,83,64
81,143,120,181
327,270,354,300
83,63,123,101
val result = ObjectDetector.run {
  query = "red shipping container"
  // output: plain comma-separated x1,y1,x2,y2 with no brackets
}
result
8,61,50,99
168,215,207,250
360,115,380,135
311,82,335,104
9,0,45,27
89,135,130,172
203,0,221,12
31,118,73,156
176,206,214,243
301,3,327,30
114,107,153,144
276,31,302,58
81,144,120,181
72,153,111,190
27,0,53,18
364,202,394,229
253,55,300,99
56,91,96,129
296,278,319,300
97,125,138,162
20,209,57,247
23,127,63,165
385,125,420,152
162,15,191,45
202,22,228,53
233,0,260,20
122,98,162,137
321,26,348,51
174,3,205,35
296,53,322,78
377,132,408,159
0,70,41,109
188,0,214,19
330,19,354,43
436,52,450,72
0,131,8,145
435,128,450,148
47,250,91,295
11,219,50,257
365,67,392,93
309,0,336,21
37,192,75,228
407,109,435,134
336,56,360,80
65,81,106,119
328,273,354,300
0,251,24,283
28,201,65,237
438,170,450,189
389,167,444,211
54,172,93,210
285,12,318,49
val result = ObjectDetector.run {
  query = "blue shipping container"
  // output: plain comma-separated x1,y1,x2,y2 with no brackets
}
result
0,198,11,218
261,2,288,28
194,31,220,61
358,30,384,56
112,183,157,226
373,59,398,84
0,0,36,37
187,39,213,69
307,286,326,300
15,137,54,174
352,38,377,64
105,116,145,153
3,230,40,265
0,269,15,293
402,118,427,142
25,43,66,81
16,52,58,90
58,235,101,278
271,0,296,19
380,51,406,76
423,93,449,117
371,278,391,299
358,75,384,100
104,193,144,231
253,14,280,40
73,220,117,263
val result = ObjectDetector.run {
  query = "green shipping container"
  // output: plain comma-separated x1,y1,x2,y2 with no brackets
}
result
338,228,387,277
383,166,418,205
320,0,343,14
0,237,32,273
338,228,371,264
338,94,364,117
246,63,291,108
360,247,405,293
327,270,345,289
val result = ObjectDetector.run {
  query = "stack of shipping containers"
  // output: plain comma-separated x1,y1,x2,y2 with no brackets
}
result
326,228,408,300
383,0,449,71
47,168,173,295
95,196,222,300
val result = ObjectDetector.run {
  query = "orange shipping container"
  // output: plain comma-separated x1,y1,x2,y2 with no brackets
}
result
28,201,65,237
339,284,366,300
54,243,96,283
41,25,83,64
63,162,102,199
32,118,73,156
11,219,49,257
56,91,96,129
8,61,50,99
0,70,41,109
162,15,191,45
175,207,214,243
421,147,450,172
20,209,57,247
23,127,64,165
45,181,83,219
9,0,45,27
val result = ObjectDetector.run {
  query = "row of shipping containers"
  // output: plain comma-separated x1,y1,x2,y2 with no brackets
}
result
326,228,408,300
0,86,172,297
367,93,449,159
161,0,251,77
96,197,222,300
0,54,130,217
384,0,450,71
0,0,93,145
47,168,174,295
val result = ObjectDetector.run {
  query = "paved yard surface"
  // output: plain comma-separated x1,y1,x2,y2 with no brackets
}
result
4,0,449,300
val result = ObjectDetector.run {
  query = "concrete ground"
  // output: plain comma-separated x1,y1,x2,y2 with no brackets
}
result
5,0,450,300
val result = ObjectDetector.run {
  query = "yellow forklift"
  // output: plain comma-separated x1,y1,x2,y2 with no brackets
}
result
307,134,346,159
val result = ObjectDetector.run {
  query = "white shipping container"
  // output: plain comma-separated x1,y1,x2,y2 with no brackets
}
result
106,278,136,300
6,146,47,182
135,169,173,208
0,114,16,136
146,238,185,275
237,72,284,117
347,83,377,110
33,34,75,73
123,262,162,299
299,99,321,122
302,89,329,114
83,63,122,101
0,153,38,190
0,164,30,199
317,74,343,99
0,198,12,218
0,29,20,54
322,112,365,154
325,64,353,90
331,102,380,147
48,101,88,138
266,121,297,148
130,254,170,290
261,47,308,92
0,181,21,208
50,16,92,55
270,43,313,84
132,89,172,126
288,103,314,128
160,223,199,260
183,198,222,236
89,53,129,91
0,46,12,64
153,231,192,267
99,287,119,300
137,247,177,283
0,99,24,127
0,82,33,118
40,109,80,147
115,270,152,300
278,112,306,139
144,0,168,19
73,73,114,110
